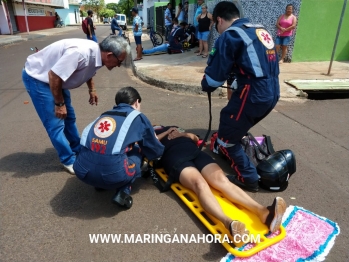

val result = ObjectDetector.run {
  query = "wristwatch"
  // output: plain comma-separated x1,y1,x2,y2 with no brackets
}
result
55,102,65,107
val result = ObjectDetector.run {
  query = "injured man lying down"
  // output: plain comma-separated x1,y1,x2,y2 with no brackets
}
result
153,125,287,238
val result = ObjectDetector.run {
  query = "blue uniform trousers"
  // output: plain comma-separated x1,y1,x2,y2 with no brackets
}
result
74,146,142,194
218,91,279,184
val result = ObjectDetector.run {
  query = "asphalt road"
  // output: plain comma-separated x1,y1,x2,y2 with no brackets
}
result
0,26,348,262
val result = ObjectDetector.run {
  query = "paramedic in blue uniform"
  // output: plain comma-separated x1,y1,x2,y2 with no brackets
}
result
73,87,164,208
201,1,280,192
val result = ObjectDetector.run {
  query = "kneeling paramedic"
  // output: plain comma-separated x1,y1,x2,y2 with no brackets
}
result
201,1,280,192
73,87,164,208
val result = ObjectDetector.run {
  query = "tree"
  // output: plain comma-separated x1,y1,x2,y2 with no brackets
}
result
81,0,105,18
106,3,120,14
117,0,134,22
99,8,115,19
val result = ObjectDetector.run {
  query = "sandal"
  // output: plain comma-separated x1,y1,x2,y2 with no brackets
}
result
265,197,286,233
229,220,249,241
202,55,208,58
133,57,143,61
196,53,203,56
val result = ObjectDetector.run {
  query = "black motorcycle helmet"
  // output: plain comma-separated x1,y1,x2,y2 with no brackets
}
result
257,150,296,192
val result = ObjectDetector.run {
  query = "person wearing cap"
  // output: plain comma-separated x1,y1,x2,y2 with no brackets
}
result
22,36,130,175
201,1,280,192
132,7,143,61
86,10,97,42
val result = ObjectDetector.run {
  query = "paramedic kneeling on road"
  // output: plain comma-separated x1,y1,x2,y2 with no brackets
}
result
73,87,164,208
201,1,280,192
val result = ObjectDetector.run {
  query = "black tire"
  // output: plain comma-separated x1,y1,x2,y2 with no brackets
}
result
152,32,163,46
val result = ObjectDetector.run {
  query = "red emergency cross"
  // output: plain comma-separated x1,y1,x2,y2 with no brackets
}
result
261,32,271,43
98,121,111,132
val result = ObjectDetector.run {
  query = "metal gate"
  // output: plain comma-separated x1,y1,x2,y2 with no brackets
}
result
155,6,165,35
7,2,18,32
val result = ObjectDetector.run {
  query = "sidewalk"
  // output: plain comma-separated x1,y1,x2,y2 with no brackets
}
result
0,26,80,47
130,32,349,99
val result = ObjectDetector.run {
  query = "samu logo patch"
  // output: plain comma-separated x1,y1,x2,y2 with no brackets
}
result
94,117,116,138
256,29,274,49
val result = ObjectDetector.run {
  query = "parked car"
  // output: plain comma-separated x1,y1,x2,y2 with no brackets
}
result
103,17,110,24
116,14,127,30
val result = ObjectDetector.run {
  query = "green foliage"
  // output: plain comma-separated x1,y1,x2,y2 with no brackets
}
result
106,3,120,14
80,10,87,17
81,0,105,18
99,8,115,18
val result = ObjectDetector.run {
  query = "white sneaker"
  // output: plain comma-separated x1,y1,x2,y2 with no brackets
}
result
63,164,75,175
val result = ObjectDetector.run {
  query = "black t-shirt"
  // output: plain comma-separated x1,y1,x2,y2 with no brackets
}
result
86,17,95,35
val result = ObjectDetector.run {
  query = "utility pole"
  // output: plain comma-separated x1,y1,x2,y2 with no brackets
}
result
326,0,347,75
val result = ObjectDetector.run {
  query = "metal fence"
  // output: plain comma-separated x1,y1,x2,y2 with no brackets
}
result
155,6,165,35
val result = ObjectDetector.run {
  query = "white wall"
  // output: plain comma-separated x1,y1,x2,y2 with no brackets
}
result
0,5,11,34
143,0,155,27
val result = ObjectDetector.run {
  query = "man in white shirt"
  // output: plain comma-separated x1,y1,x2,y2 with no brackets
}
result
22,36,130,175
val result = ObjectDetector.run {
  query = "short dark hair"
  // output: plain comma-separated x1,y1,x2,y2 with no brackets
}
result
178,3,183,8
212,1,240,23
115,87,142,105
167,3,171,7
286,4,294,10
172,17,178,24
180,22,188,27
131,7,138,14
87,10,93,16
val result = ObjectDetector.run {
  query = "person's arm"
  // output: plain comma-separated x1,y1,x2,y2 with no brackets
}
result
285,15,297,32
176,7,181,18
86,78,98,105
208,13,213,30
168,130,199,143
275,15,285,32
87,18,92,38
48,70,66,119
157,127,177,140
201,34,236,92
196,14,200,21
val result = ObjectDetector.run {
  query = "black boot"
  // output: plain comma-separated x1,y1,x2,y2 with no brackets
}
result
112,191,133,209
227,175,259,192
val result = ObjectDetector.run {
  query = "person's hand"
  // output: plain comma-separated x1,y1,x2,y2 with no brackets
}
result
55,105,67,119
168,129,184,140
201,75,216,93
89,34,92,39
280,27,286,33
89,92,98,105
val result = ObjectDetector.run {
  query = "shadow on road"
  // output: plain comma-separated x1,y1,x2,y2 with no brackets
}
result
0,148,61,178
50,175,145,219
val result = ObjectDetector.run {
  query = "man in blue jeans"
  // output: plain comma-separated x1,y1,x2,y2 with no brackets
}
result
164,3,172,41
22,36,130,175
86,10,97,42
111,14,122,36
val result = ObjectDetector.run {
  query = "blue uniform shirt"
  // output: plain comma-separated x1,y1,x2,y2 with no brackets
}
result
111,18,119,30
203,18,280,103
81,103,164,160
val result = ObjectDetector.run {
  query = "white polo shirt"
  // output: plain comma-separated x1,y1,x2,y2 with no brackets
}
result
25,39,103,89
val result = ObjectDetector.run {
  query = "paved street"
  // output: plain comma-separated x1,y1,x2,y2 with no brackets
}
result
0,26,348,262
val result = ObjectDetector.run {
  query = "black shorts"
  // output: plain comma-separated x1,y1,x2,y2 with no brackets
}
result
162,144,216,182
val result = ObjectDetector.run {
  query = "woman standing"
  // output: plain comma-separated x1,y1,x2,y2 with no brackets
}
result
176,3,185,24
275,4,297,63
196,4,213,58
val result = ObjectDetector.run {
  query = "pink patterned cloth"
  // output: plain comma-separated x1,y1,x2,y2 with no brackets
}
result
225,207,339,262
